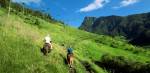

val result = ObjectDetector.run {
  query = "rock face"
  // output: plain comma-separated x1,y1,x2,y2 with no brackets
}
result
79,12,150,46
79,17,96,32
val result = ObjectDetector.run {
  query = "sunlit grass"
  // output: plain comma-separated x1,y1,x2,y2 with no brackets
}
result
0,8,150,73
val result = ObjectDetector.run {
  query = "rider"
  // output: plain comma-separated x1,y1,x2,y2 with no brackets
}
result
67,46,73,55
67,46,74,67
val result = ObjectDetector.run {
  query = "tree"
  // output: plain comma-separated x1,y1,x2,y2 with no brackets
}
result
0,0,9,8
7,0,11,17
20,2,25,14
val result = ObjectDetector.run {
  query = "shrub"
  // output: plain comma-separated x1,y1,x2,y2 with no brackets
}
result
95,54,150,73
34,19,40,26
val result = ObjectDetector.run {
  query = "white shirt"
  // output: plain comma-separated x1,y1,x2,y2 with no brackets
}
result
44,36,51,44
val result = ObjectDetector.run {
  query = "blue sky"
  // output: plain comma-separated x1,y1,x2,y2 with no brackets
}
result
12,0,150,27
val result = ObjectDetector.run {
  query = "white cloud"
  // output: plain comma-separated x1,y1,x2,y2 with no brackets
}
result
78,0,109,12
113,0,139,9
12,0,41,4
121,0,139,6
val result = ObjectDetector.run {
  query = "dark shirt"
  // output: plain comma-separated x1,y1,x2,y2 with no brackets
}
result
67,48,73,54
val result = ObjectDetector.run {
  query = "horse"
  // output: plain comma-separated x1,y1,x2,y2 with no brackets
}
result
41,43,52,56
67,53,74,68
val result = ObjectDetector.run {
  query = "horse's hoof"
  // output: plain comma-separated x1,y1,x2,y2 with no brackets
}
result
70,65,73,68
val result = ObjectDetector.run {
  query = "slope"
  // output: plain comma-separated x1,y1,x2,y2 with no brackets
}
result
0,8,150,73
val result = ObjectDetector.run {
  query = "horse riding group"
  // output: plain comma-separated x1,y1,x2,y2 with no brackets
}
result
41,34,74,68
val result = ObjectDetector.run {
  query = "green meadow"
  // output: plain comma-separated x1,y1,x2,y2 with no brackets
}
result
0,8,150,73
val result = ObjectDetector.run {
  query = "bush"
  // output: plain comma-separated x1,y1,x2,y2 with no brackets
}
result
95,54,150,73
34,19,40,26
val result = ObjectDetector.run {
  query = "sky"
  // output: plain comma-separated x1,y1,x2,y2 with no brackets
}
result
12,0,150,27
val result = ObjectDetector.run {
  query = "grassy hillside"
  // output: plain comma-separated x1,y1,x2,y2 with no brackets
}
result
0,8,150,73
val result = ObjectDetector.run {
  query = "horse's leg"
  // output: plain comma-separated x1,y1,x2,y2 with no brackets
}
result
71,58,73,65
48,44,51,53
48,48,51,53
67,55,71,67
67,57,70,64
45,47,48,56
43,48,46,55
70,57,73,67
47,48,49,55
69,59,71,67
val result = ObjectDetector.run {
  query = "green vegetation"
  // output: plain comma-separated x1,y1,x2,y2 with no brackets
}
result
0,6,150,73
97,54,150,73
0,0,56,23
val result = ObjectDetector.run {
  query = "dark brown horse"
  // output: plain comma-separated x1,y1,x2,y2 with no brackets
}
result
67,53,74,68
41,43,51,55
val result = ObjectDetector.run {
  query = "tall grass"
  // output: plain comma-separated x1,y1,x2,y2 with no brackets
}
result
0,8,150,73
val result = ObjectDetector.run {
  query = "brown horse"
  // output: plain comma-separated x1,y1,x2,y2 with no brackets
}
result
67,53,74,68
42,43,51,55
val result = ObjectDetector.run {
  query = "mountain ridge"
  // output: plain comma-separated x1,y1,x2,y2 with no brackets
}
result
79,12,150,46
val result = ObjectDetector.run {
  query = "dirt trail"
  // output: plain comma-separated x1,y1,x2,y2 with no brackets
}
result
69,67,76,73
